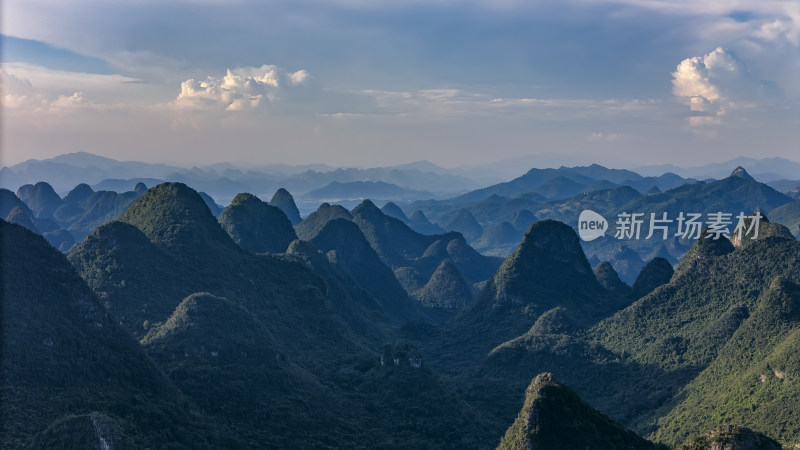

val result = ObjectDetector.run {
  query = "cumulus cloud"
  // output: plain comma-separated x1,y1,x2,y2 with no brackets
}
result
288,69,309,85
671,47,754,126
174,64,309,111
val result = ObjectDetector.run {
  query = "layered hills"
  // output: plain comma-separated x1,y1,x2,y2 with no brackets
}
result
0,220,222,448
4,158,800,448
66,182,487,447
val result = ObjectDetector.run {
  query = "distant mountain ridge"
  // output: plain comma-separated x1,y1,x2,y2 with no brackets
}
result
1,152,483,203
451,163,697,204
634,156,800,181
303,181,435,202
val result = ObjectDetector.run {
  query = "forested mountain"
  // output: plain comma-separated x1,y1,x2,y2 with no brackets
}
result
0,220,224,448
218,193,297,253
269,188,303,225
3,160,800,448
64,182,489,447
498,373,663,450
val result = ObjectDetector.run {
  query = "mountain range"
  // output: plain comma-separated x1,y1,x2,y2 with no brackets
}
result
634,156,800,181
3,154,800,448
0,152,485,205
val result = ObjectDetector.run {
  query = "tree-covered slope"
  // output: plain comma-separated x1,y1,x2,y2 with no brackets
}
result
498,373,662,450
68,182,488,447
309,218,425,323
141,292,334,448
594,261,632,297
630,257,674,299
453,220,622,345
294,202,353,240
62,189,143,240
652,278,800,447
588,223,800,442
413,258,474,315
218,192,297,253
0,220,221,448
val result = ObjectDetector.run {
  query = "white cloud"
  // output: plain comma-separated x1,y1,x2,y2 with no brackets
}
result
174,65,310,111
288,69,309,85
1,68,93,111
751,2,800,45
671,47,751,126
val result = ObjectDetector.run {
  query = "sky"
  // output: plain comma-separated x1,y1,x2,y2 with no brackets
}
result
1,0,798,169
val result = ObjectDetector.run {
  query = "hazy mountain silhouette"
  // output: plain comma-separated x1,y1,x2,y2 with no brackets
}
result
770,198,800,238
17,182,63,218
510,209,538,232
407,209,445,234
630,257,674,299
473,221,524,252
309,218,425,323
294,202,353,240
351,199,500,288
380,201,409,222
303,180,434,202
5,205,38,233
444,208,484,241
594,261,632,297
269,188,302,225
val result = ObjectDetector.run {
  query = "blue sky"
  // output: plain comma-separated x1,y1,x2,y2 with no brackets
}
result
1,0,798,168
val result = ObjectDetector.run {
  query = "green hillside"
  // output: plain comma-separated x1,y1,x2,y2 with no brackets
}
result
294,202,353,240
0,220,222,448
68,182,488,447
309,217,425,323
498,373,662,450
218,192,297,253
